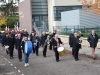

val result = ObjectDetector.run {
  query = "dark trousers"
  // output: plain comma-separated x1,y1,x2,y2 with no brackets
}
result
18,49,22,60
72,48,74,56
74,47,79,59
43,45,47,57
54,48,59,61
9,46,14,57
49,42,52,50
33,46,35,53
36,46,39,55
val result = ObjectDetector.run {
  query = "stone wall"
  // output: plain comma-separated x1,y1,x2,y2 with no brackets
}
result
59,35,100,49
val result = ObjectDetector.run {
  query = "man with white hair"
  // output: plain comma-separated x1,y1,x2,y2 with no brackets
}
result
52,34,63,62
69,29,75,56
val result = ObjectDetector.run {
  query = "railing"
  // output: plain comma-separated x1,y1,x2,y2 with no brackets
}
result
33,22,41,36
42,21,48,32
53,26,100,38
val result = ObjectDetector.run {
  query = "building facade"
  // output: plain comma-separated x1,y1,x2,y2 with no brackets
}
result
19,0,82,33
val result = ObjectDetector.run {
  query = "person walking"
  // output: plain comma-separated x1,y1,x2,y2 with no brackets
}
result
22,36,32,67
52,34,63,62
87,30,98,60
35,33,40,56
9,34,15,59
69,29,75,56
16,33,22,62
72,33,82,61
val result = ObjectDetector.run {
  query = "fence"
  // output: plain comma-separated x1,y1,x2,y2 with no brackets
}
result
53,26,100,37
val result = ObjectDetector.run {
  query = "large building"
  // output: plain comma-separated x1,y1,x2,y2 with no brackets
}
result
19,0,82,34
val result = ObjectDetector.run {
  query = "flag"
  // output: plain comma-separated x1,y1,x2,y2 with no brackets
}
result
14,22,20,34
5,25,9,33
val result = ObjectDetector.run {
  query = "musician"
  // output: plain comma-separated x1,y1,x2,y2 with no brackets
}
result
40,32,47,47
69,29,75,56
16,33,22,62
52,34,63,62
4,33,10,54
9,34,15,59
52,30,56,37
72,33,81,61
47,32,53,50
35,33,40,56
87,30,98,60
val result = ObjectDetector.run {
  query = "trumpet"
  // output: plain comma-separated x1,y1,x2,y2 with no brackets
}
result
78,38,82,44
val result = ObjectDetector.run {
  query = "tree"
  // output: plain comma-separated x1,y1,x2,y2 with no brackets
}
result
0,0,18,16
78,0,100,14
7,16,19,27
0,15,7,26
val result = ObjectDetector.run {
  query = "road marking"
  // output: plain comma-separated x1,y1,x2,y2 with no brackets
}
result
1,55,25,75
0,64,5,65
18,70,21,73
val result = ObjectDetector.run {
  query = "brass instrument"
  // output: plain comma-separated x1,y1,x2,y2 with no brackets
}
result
78,38,82,44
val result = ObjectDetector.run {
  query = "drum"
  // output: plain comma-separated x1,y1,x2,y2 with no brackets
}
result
24,41,32,54
57,47,67,57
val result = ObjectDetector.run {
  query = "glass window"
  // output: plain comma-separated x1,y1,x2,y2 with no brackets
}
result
53,6,82,21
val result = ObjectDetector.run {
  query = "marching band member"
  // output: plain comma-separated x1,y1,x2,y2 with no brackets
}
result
69,29,75,56
87,30,98,60
35,33,40,56
9,34,15,59
47,32,53,50
52,34,63,62
72,33,82,61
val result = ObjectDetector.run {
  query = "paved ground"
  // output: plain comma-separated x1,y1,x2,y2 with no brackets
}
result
0,44,100,75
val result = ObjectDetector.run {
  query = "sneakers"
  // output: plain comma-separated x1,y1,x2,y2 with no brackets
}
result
24,63,29,67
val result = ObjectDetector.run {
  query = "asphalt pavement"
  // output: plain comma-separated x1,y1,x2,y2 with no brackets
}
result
0,44,100,75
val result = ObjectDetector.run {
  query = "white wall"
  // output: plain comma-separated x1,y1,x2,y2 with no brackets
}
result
55,0,82,6
61,10,80,26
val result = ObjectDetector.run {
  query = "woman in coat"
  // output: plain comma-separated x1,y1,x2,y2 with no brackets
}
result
87,30,98,60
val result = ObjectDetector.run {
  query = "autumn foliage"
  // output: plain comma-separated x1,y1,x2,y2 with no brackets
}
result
78,0,100,14
0,15,7,26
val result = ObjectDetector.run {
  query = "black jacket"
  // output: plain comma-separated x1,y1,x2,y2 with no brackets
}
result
16,38,22,50
69,33,74,47
40,35,47,46
9,37,15,47
52,38,62,48
72,37,81,50
4,37,10,46
87,34,98,48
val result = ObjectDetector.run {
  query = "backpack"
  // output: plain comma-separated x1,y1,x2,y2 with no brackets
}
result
24,41,32,54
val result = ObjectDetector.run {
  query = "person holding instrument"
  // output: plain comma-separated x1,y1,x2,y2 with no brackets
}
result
72,33,82,61
52,34,63,62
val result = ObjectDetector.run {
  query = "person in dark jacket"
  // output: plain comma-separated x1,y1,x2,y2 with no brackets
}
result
16,33,22,62
47,32,53,50
4,34,10,54
52,30,56,37
52,34,63,62
9,34,15,59
40,32,47,47
31,32,36,53
69,29,74,56
72,33,82,61
87,30,98,60
35,33,40,56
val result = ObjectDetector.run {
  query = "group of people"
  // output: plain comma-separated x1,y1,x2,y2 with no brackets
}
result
0,28,99,67
69,29,99,61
